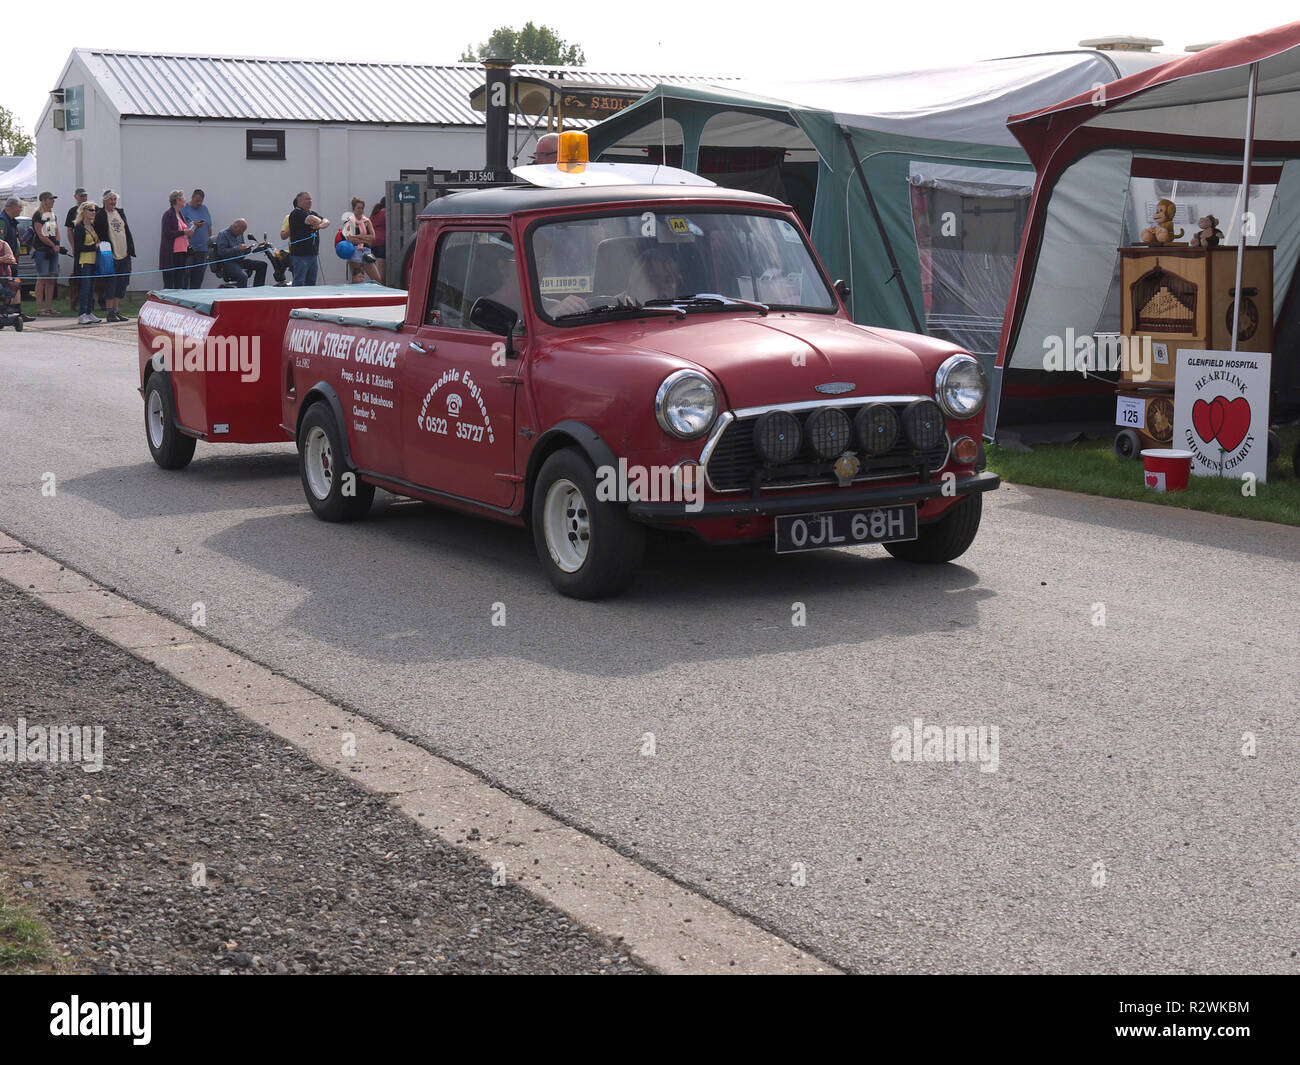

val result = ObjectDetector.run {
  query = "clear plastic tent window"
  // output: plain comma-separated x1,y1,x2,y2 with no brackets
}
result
907,163,1033,359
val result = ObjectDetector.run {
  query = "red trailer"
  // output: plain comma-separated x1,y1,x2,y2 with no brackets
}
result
137,286,406,468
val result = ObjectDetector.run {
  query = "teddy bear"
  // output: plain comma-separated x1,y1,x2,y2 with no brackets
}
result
1190,214,1224,249
1139,199,1185,245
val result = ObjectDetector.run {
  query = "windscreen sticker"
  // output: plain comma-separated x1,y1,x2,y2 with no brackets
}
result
779,220,802,244
658,216,697,242
416,367,496,445
540,275,592,293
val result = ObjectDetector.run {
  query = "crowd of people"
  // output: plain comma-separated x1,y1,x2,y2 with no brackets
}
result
0,187,391,326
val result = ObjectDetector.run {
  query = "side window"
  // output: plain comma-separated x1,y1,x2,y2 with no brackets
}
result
428,231,474,327
427,230,521,331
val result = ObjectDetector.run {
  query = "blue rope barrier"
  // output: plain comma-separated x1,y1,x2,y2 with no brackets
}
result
34,231,363,284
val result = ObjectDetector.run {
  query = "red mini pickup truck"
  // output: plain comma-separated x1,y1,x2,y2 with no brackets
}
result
140,157,998,598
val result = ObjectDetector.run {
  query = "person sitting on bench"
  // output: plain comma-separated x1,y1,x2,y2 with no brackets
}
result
215,219,268,288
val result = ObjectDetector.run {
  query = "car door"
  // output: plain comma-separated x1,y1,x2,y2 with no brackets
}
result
401,228,521,509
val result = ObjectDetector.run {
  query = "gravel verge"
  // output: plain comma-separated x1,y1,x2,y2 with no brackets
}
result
0,582,643,974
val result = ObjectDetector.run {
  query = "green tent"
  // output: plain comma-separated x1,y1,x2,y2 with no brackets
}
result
587,51,1167,375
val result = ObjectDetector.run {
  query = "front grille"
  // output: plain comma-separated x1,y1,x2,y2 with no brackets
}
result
705,402,950,493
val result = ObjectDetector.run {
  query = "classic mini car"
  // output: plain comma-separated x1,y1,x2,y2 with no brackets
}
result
140,134,998,598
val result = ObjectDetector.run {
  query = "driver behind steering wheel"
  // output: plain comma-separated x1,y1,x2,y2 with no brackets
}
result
546,246,682,316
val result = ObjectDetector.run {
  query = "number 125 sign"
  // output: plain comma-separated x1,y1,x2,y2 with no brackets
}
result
1116,394,1145,429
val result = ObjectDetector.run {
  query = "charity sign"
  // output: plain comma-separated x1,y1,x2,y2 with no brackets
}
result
1172,350,1271,484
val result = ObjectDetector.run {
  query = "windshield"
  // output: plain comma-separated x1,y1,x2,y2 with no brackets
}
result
530,210,835,321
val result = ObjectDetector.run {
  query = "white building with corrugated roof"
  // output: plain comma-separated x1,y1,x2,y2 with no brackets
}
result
35,49,723,290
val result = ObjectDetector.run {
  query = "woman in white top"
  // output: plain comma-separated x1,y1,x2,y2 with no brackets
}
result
341,197,381,283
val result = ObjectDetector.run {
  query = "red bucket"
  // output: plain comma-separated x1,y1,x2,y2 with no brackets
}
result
1140,449,1193,493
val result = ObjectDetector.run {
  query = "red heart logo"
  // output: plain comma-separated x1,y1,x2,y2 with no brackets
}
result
1191,398,1223,444
1214,395,1251,452
1146,474,1158,487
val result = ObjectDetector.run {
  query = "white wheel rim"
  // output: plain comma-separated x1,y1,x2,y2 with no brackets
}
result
147,389,165,448
304,426,334,499
543,478,591,573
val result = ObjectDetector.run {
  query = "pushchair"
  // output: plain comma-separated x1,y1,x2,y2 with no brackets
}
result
0,261,22,331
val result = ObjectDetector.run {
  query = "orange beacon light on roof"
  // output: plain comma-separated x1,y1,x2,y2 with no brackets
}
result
557,131,589,173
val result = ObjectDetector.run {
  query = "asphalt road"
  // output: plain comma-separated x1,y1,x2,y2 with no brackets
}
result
2,322,1298,973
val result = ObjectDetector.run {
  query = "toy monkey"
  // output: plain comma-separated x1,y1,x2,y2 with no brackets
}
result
1140,199,1185,245
1190,214,1224,249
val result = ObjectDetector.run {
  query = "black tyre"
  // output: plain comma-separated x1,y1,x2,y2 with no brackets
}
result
1114,429,1141,460
298,402,374,522
144,372,197,470
12,317,21,332
1266,429,1280,463
884,493,982,564
531,447,645,599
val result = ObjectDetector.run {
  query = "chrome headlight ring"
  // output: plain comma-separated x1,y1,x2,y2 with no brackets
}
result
655,369,718,440
934,353,987,419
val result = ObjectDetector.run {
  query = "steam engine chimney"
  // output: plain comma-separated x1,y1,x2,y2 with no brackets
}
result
483,58,513,177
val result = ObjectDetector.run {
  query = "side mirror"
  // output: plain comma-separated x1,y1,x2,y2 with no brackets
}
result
468,297,519,359
834,279,851,302
469,297,517,334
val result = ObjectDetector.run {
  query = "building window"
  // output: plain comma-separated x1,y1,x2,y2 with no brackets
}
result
246,129,285,160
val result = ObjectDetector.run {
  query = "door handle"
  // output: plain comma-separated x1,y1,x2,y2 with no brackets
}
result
409,340,432,354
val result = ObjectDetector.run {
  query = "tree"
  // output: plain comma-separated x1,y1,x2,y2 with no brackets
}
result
460,23,586,66
0,106,34,156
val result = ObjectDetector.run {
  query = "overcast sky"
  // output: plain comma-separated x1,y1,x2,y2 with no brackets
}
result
5,1,1297,138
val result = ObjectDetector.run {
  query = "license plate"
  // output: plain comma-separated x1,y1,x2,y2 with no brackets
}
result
774,505,917,554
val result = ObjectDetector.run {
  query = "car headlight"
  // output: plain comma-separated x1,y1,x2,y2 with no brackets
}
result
655,370,717,439
935,354,987,419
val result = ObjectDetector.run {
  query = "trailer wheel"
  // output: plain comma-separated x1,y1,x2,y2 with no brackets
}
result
298,402,374,522
531,447,644,599
1114,429,1141,460
144,372,197,470
884,494,982,564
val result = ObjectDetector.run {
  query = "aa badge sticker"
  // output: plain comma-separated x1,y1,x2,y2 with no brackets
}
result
1173,350,1272,484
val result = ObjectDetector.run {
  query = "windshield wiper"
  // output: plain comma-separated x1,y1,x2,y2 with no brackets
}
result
644,293,769,316
552,302,685,322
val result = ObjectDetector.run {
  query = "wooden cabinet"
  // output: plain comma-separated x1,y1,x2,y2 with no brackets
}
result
1118,246,1274,385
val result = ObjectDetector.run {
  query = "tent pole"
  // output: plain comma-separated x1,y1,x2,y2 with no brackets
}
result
836,126,924,334
1230,62,1259,354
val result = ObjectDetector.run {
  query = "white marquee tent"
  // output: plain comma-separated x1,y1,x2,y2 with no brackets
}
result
0,155,38,200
